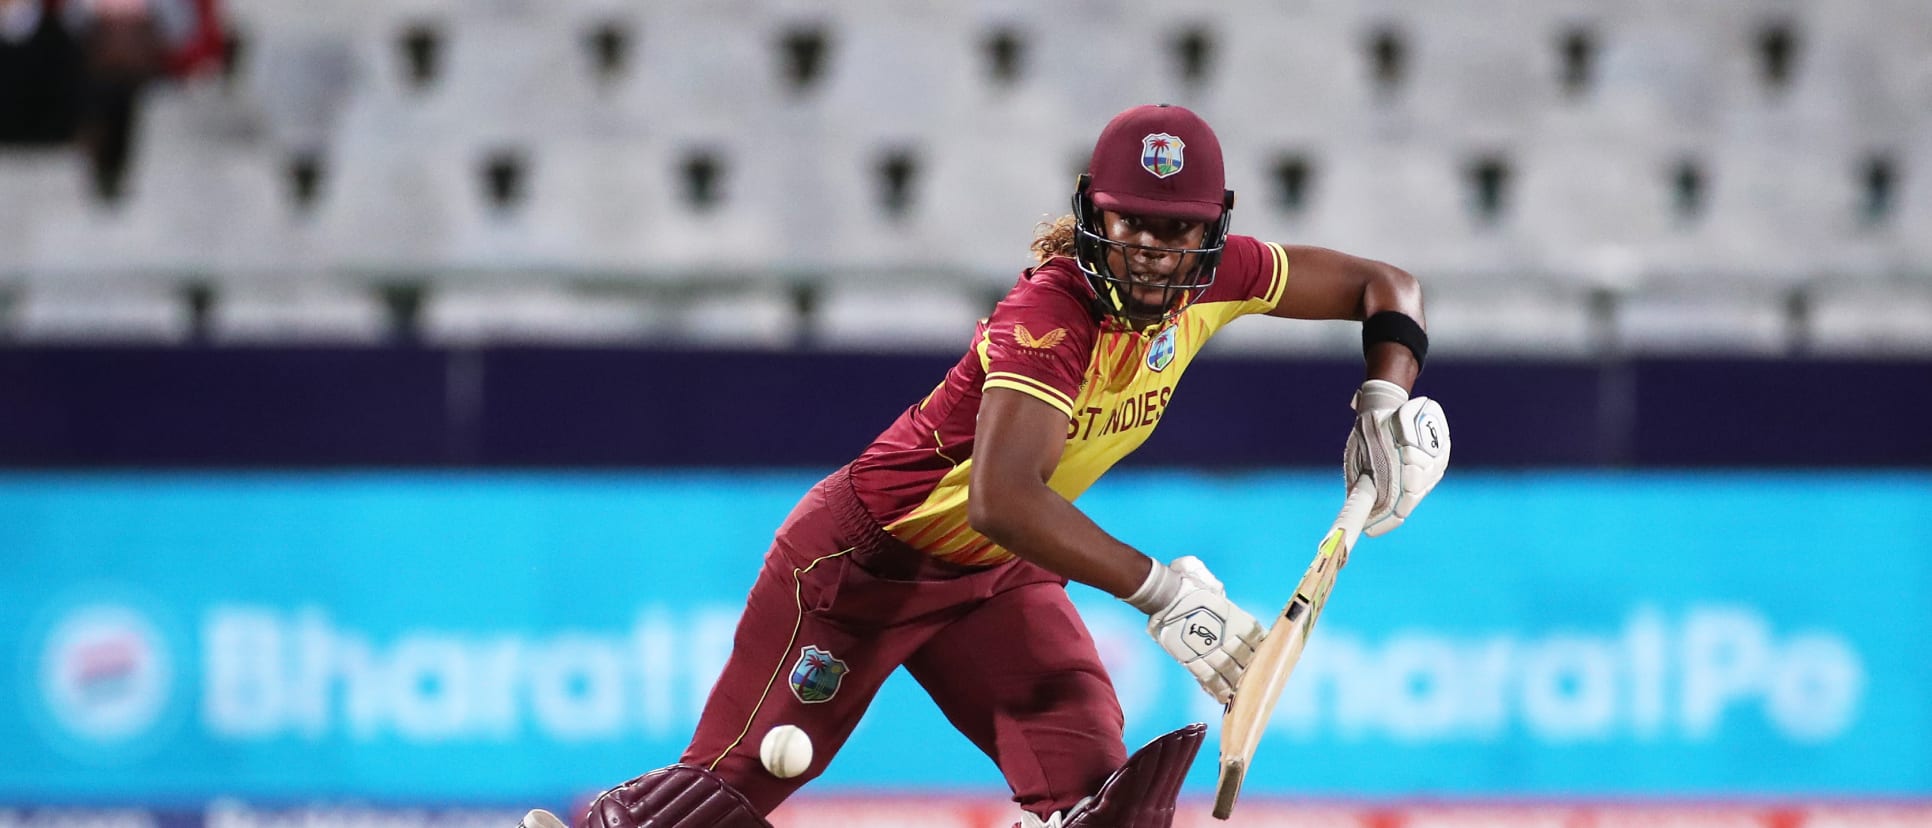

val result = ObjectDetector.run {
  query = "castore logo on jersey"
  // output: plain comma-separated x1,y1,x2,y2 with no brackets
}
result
1013,323,1069,350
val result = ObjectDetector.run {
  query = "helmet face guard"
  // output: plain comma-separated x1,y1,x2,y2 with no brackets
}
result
1072,174,1234,332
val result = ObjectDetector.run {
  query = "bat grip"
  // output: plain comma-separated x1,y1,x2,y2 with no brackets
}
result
1332,475,1378,551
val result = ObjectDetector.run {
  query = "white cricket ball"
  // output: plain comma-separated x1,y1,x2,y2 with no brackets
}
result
759,724,813,779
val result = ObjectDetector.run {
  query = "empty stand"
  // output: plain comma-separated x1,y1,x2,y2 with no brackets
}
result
1,0,1926,353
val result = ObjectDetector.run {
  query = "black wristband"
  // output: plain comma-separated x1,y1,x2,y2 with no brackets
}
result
1363,311,1429,369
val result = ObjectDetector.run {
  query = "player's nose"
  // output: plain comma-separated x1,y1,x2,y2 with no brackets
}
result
1131,244,1176,266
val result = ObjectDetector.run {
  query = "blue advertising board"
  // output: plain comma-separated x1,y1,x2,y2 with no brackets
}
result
1,471,1927,804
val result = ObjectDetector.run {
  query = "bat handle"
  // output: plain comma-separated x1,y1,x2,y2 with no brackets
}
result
1333,475,1378,552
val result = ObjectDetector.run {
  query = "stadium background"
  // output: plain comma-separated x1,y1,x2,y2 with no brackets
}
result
3,1,1930,827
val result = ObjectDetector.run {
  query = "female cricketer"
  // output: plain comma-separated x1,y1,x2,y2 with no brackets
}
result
550,103,1452,828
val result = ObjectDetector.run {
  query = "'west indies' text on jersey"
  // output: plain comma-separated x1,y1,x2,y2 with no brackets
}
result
847,235,1290,566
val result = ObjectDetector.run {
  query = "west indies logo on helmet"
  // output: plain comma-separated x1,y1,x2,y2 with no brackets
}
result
1073,104,1234,333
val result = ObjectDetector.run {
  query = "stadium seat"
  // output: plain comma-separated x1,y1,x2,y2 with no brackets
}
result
1584,2,1745,143
426,0,598,146
210,281,392,344
814,282,987,352
1806,279,1932,356
1398,1,1554,145
23,82,270,281
1510,142,1674,284
0,150,91,281
419,283,666,345
11,282,193,343
1894,140,1932,272
909,124,1071,287
672,286,804,349
1193,1,1366,144
614,3,779,140
224,0,362,153
131,83,331,282
510,138,654,274
1653,139,1884,287
1756,4,1924,148
960,3,1157,144
315,104,466,275
1613,284,1793,356
811,4,971,139
1199,314,1360,358
1422,281,1602,358
1306,144,1528,281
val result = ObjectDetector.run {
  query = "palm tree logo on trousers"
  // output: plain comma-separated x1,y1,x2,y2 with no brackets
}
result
789,645,850,704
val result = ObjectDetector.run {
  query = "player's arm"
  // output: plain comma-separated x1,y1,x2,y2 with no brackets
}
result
968,387,1148,597
968,387,1264,703
1263,243,1450,536
1263,244,1424,391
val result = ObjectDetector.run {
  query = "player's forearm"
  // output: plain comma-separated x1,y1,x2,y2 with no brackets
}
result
1366,341,1420,390
969,480,1152,598
1363,265,1424,390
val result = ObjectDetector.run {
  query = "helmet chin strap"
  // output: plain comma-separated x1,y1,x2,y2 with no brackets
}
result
1111,270,1202,334
1070,174,1230,332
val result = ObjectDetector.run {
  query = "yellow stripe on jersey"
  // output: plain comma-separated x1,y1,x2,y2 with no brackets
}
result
985,372,1076,417
883,462,1011,564
888,461,975,529
1262,241,1291,310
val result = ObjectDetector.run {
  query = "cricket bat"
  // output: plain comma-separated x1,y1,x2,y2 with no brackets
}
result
1212,475,1378,820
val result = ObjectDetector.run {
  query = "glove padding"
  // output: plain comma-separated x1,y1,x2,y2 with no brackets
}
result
1125,556,1266,704
1344,379,1451,537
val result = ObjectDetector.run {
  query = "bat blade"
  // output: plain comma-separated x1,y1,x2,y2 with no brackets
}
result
1211,566,1326,819
1212,479,1376,820
1210,757,1246,820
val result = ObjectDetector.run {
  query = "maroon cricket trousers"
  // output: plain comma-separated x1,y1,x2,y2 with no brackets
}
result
680,465,1129,817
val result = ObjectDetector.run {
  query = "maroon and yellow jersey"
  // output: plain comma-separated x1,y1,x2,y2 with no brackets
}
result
847,234,1291,566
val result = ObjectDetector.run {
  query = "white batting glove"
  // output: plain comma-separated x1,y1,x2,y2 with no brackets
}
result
1125,555,1266,704
1344,379,1451,537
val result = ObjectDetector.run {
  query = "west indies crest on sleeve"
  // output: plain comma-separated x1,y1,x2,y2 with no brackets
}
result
846,238,1289,566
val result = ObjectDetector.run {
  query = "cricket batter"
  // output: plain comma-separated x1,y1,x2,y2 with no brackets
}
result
563,104,1451,828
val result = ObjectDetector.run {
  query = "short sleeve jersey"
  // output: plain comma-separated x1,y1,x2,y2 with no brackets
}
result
847,234,1291,566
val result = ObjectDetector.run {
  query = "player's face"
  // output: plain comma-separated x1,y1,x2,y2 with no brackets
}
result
1101,210,1207,324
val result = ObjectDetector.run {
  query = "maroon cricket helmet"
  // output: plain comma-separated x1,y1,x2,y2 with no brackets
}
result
1085,103,1228,223
1071,104,1236,330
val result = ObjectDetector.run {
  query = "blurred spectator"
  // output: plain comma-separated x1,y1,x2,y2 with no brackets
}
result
0,0,85,144
0,0,222,197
